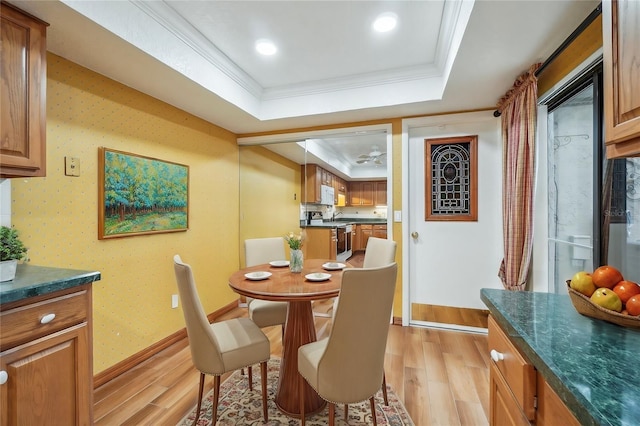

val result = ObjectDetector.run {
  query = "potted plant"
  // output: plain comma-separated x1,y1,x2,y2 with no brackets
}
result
0,225,28,281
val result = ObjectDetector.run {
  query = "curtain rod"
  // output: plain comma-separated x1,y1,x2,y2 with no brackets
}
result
493,3,602,118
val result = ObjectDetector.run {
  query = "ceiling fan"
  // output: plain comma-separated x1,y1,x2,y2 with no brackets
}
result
356,145,387,165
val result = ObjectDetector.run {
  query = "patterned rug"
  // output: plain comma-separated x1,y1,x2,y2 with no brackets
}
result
178,358,414,425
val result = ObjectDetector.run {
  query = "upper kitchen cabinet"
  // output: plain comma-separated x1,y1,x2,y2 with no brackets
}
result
348,181,374,206
301,164,322,203
374,181,387,206
603,0,640,158
0,2,48,178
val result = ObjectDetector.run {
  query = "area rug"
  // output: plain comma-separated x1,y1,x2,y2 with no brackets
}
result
178,358,414,425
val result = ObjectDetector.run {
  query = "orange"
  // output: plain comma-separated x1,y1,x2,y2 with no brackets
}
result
626,295,640,316
592,265,624,289
613,280,640,304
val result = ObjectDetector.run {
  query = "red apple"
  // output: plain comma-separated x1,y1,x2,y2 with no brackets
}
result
592,265,624,289
613,280,640,304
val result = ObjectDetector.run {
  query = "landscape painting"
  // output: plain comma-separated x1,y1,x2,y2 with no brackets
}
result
98,148,189,239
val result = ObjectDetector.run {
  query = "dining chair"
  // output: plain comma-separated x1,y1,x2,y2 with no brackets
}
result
332,236,397,406
298,263,398,426
173,255,270,425
244,237,289,330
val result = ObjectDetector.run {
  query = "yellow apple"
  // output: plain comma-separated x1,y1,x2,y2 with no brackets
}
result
590,288,622,312
570,271,596,297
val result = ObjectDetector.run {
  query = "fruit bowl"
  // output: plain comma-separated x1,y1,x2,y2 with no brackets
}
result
566,281,640,329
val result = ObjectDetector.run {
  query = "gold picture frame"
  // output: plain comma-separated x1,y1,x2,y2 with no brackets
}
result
98,147,189,239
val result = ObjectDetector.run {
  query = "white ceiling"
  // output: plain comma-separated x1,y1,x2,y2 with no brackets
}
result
9,0,599,177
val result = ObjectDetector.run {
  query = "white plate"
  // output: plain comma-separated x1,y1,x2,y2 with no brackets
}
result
245,271,272,281
269,260,290,267
322,262,346,271
305,272,332,282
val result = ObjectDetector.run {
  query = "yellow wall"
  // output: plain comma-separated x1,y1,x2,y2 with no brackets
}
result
11,53,241,374
239,145,302,266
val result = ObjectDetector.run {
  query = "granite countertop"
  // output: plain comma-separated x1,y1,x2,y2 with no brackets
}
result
0,264,101,305
481,288,640,426
301,218,388,228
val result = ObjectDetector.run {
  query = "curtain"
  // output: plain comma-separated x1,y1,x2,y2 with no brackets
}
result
496,63,541,291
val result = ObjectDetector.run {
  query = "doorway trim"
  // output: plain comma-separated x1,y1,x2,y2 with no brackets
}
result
401,111,496,329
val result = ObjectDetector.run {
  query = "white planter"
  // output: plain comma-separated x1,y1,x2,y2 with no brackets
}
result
0,259,18,282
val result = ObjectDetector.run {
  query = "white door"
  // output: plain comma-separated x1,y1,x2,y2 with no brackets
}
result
405,112,503,329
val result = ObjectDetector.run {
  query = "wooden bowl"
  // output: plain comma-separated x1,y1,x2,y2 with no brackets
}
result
566,280,640,329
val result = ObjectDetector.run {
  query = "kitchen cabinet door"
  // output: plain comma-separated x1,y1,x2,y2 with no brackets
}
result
349,182,374,206
375,181,387,206
373,225,387,239
303,228,336,260
603,0,640,158
0,323,92,425
360,224,373,249
0,3,48,178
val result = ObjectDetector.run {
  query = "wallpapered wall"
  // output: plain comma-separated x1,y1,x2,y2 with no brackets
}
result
11,53,242,374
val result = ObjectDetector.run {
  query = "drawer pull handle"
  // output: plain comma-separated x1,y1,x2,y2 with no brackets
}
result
40,313,56,324
0,370,7,385
490,349,504,362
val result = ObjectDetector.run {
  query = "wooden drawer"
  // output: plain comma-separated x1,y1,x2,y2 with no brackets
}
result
361,224,372,230
373,224,387,230
490,362,530,426
488,315,536,421
0,289,88,351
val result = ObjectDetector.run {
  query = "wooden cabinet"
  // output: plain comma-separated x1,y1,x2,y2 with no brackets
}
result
333,176,347,205
373,224,387,239
488,315,580,426
348,181,374,206
0,285,94,425
374,181,387,206
0,3,48,178
603,0,640,158
301,164,323,203
302,227,337,260
348,180,387,206
302,164,346,205
359,224,373,250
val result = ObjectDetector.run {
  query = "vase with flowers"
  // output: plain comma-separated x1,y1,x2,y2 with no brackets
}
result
285,231,304,273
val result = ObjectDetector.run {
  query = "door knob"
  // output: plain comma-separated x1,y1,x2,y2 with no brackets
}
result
411,231,419,239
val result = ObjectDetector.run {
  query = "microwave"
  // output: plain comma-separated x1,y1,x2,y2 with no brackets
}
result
320,184,335,205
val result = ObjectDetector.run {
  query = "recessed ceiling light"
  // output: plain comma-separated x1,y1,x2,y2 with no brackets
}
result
255,39,277,56
373,12,397,33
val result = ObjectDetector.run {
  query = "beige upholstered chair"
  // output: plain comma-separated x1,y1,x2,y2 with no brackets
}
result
244,237,288,329
362,236,397,268
298,263,398,426
332,236,396,316
173,255,270,425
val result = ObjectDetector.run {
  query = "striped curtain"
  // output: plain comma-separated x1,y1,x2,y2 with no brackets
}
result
496,63,541,291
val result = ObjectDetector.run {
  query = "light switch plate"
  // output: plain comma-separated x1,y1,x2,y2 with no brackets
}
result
65,157,80,176
394,210,402,222
171,294,179,309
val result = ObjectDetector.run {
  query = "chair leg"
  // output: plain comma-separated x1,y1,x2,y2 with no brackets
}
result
328,402,335,426
382,372,389,406
369,396,377,426
344,404,348,421
248,365,253,391
299,373,305,426
193,373,205,425
260,361,268,422
212,375,221,424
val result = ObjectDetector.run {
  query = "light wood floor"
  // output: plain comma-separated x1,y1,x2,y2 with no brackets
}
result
93,299,490,425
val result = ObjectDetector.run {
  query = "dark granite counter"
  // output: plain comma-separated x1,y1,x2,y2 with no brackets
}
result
481,288,640,426
300,218,388,228
0,264,101,305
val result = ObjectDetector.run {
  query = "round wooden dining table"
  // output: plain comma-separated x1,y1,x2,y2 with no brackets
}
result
228,258,351,418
